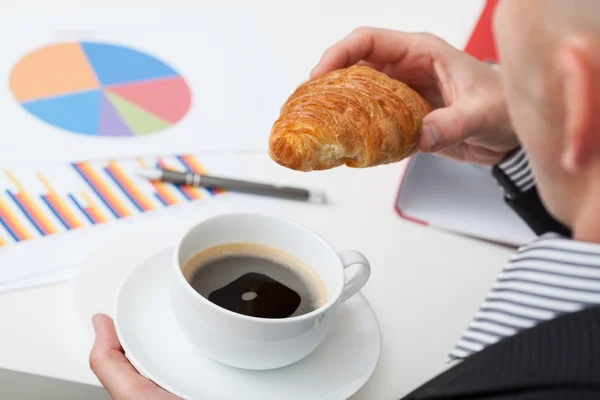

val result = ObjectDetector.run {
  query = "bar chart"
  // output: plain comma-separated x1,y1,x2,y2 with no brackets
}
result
0,154,223,247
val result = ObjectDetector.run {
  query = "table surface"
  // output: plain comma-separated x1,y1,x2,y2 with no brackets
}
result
0,1,516,399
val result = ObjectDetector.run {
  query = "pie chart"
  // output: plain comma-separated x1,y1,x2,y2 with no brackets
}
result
9,42,192,137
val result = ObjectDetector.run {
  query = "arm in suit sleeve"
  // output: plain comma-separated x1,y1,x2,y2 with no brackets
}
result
491,148,571,237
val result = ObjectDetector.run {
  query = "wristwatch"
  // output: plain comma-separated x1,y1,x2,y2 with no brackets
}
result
491,148,572,237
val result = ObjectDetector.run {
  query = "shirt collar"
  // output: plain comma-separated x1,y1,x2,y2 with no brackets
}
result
512,232,600,267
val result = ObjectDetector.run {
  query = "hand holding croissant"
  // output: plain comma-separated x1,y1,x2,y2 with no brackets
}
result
268,65,431,172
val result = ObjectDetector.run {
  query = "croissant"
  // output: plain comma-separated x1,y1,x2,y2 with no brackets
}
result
268,65,431,171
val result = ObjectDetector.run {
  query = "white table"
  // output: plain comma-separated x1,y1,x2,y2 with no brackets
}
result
0,1,515,398
0,153,514,399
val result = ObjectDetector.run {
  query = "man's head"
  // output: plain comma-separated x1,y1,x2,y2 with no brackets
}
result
493,0,600,237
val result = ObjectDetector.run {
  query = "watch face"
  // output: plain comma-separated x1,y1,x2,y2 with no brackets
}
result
492,164,519,199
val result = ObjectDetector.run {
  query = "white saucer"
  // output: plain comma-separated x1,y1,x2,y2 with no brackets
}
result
71,213,194,345
71,198,286,346
114,248,381,400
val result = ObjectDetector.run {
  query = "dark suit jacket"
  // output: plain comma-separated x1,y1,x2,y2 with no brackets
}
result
403,304,600,399
403,179,599,399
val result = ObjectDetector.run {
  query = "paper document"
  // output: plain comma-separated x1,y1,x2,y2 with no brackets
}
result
0,153,239,283
0,8,293,167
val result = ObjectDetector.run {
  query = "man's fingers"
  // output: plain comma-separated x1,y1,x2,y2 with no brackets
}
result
90,314,149,399
355,60,386,71
311,27,412,78
418,101,480,153
437,143,511,165
91,314,122,352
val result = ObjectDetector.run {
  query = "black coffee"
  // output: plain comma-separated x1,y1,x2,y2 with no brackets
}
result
182,243,327,319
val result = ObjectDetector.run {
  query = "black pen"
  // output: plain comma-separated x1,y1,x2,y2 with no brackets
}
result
136,168,326,203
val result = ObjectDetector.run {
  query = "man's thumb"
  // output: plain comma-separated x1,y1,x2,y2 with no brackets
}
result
418,105,471,153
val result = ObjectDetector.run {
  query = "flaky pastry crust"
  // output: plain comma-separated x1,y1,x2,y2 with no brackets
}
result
268,65,431,171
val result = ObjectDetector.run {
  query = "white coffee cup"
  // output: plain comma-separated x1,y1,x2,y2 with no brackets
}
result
170,212,370,370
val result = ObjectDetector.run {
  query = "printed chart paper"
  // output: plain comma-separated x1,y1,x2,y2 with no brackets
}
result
0,155,222,247
0,152,239,283
0,8,294,167
0,268,74,293
11,42,192,139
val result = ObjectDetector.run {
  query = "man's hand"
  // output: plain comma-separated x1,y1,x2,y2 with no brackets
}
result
311,28,518,165
89,314,180,400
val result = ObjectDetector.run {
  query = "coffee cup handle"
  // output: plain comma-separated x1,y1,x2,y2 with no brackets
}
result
338,250,371,303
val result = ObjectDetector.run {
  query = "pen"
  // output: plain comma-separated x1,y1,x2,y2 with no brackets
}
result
136,168,326,203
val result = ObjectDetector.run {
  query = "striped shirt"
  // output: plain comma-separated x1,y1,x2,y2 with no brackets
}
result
448,148,600,360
